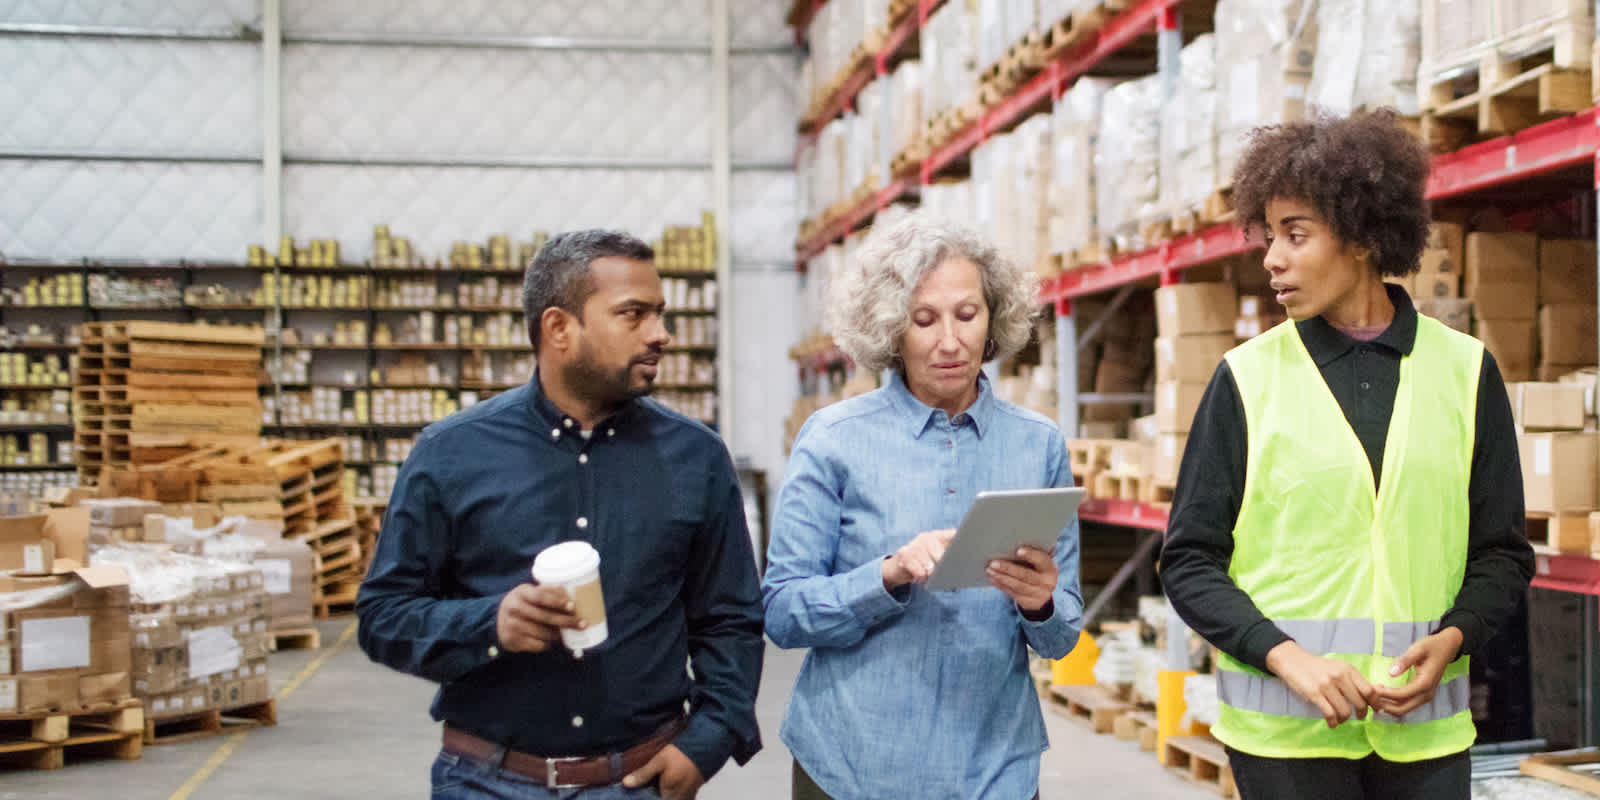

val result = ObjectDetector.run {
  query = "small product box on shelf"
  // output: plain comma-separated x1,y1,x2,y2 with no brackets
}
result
1518,432,1598,515
1155,283,1237,337
1509,382,1588,432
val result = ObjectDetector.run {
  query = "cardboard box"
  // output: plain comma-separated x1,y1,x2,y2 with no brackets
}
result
79,498,162,529
1470,279,1538,321
1427,222,1466,269
1417,298,1473,333
1155,334,1235,385
1542,363,1596,383
44,507,89,566
1465,232,1538,297
1155,381,1207,433
16,674,77,713
1155,283,1238,336
0,514,53,574
1519,432,1598,514
1538,239,1597,303
1477,319,1538,382
1412,268,1460,299
1539,304,1598,366
78,671,130,707
1559,368,1598,420
1153,433,1187,485
1510,383,1587,431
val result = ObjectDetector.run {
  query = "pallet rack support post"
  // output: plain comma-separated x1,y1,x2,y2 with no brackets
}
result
712,0,734,447
1056,300,1078,438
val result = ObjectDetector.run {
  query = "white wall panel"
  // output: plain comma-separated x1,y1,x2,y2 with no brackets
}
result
731,53,798,163
731,0,792,46
283,0,710,42
283,44,711,162
0,161,260,260
283,165,713,262
0,38,260,156
731,269,801,481
731,171,795,265
0,0,259,30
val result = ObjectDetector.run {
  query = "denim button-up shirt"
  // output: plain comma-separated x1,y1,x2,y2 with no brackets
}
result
763,372,1084,800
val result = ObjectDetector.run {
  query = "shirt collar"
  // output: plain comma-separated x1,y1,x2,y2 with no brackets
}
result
527,369,638,438
887,370,995,439
1294,282,1418,366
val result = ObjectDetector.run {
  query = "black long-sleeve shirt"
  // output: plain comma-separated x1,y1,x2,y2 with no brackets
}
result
356,375,764,779
1161,284,1535,673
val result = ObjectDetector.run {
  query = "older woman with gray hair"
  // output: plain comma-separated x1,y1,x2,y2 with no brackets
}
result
763,213,1085,800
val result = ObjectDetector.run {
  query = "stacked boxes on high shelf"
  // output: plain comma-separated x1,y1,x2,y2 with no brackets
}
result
1151,283,1238,489
72,322,265,486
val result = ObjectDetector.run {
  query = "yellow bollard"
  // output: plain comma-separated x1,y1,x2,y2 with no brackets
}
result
1051,630,1099,686
1156,669,1203,764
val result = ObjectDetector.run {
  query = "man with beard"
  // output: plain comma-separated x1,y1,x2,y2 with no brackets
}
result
357,229,764,800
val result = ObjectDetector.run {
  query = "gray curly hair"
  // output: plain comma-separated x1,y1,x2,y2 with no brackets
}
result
826,213,1038,373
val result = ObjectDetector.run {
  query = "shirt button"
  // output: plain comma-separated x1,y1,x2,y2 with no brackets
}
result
945,440,953,449
1361,382,1371,390
563,418,574,428
607,428,615,437
572,716,584,728
577,516,589,529
578,454,589,465
946,488,956,495
487,645,499,658
551,428,561,439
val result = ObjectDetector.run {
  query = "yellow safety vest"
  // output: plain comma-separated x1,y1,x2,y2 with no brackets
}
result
1215,315,1480,761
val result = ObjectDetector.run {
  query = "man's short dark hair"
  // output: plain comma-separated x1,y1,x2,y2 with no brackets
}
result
1232,108,1431,278
523,229,655,349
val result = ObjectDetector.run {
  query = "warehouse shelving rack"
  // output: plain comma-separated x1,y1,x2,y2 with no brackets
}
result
790,1,1600,601
0,259,721,491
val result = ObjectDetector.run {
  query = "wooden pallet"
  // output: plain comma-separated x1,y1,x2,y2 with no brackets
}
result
0,699,143,771
1201,186,1234,226
1164,735,1236,797
1093,470,1146,502
271,627,322,652
1422,43,1594,149
1048,684,1131,734
1520,748,1600,794
1114,709,1160,752
1140,218,1175,248
1526,513,1595,555
145,698,276,745
316,582,361,618
1042,5,1109,61
1140,481,1176,507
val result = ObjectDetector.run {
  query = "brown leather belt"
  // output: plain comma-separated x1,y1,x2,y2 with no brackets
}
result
441,717,687,789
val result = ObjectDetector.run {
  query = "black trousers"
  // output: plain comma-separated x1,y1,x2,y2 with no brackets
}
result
1226,747,1471,800
792,760,1040,800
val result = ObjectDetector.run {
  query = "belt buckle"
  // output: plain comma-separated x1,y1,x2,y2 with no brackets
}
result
545,756,587,789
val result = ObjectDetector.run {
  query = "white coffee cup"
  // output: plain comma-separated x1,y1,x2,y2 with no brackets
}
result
530,541,608,654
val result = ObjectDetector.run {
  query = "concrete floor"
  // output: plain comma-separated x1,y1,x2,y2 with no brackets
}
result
2,619,1575,799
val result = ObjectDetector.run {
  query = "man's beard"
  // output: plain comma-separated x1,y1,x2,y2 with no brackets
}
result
561,340,655,411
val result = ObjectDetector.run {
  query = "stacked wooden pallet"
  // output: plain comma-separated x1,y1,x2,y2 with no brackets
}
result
0,700,144,772
73,321,265,486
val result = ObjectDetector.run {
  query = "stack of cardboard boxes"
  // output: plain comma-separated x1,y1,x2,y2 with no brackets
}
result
0,509,135,715
1409,222,1473,332
1512,377,1600,555
1151,283,1237,485
94,548,272,720
1537,239,1598,380
1469,232,1541,382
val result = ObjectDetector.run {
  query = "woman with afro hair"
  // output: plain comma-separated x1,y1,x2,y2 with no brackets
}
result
1160,109,1533,799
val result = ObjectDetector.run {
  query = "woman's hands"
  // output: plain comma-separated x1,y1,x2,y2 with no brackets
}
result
882,529,956,589
986,546,1058,613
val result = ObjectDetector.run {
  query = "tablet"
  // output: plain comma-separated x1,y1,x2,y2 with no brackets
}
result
925,487,1086,592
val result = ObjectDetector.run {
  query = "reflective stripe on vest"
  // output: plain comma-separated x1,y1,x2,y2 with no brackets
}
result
1216,315,1482,762
1218,670,1471,724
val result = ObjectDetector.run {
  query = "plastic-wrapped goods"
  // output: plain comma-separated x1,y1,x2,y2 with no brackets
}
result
971,130,1012,253
921,179,977,226
1183,672,1221,727
1011,114,1053,274
889,61,925,159
1214,0,1317,184
1039,0,1074,25
1496,0,1590,40
1096,75,1163,253
1309,0,1420,115
977,0,1009,71
854,83,886,192
1092,628,1142,687
1049,78,1116,259
1160,35,1218,220
1419,0,1490,75
921,0,980,120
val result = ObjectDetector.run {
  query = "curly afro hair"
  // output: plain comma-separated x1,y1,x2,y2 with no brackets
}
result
1231,108,1431,278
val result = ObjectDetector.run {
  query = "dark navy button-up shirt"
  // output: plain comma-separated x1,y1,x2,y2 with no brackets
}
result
356,375,764,779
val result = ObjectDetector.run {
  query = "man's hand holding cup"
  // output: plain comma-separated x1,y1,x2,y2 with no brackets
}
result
502,541,610,657
496,584,584,654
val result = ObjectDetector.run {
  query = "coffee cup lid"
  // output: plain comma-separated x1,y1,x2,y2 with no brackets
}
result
532,541,600,583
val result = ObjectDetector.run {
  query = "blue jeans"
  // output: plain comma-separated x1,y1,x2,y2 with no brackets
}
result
432,750,662,800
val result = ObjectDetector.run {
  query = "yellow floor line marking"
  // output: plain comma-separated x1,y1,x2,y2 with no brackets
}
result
167,620,359,800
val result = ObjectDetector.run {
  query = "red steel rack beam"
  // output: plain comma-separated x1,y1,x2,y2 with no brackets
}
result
1078,498,1169,531
1532,551,1600,601
1428,107,1600,199
795,179,913,267
1039,222,1261,306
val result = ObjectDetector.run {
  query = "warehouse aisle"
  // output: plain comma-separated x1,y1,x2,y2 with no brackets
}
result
8,619,1219,799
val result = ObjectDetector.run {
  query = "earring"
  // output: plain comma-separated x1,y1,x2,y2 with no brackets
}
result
983,339,998,360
